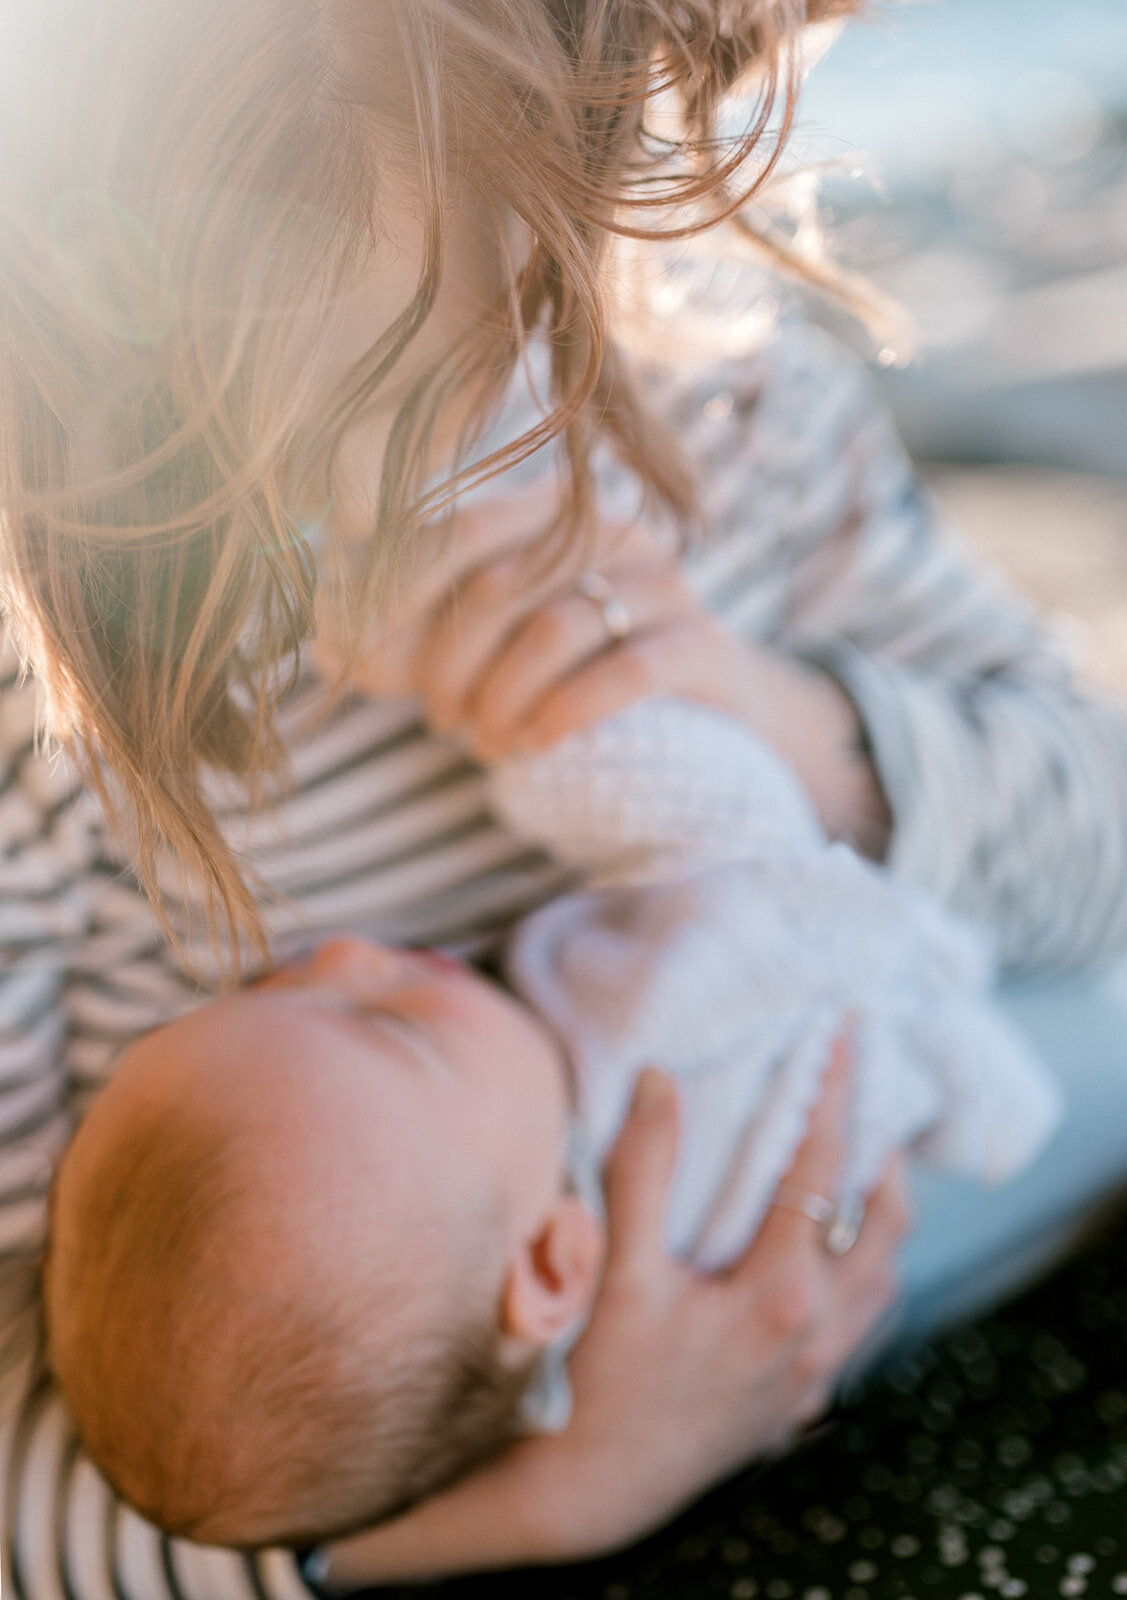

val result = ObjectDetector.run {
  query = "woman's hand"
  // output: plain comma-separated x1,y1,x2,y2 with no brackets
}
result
540,1037,908,1555
415,531,760,764
327,489,890,852
336,488,795,759
319,1036,910,1588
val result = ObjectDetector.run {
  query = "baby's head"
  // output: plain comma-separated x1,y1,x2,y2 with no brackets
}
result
44,939,604,1547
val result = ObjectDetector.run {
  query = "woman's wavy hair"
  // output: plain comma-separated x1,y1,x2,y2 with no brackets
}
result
0,0,864,966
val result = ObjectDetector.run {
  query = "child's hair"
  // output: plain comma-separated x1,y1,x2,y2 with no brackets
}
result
0,0,863,964
44,1081,531,1547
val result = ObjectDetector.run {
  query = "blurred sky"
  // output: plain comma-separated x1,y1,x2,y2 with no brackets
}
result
795,0,1127,477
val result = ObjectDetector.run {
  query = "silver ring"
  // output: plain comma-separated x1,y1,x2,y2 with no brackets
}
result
773,1185,865,1257
577,571,633,643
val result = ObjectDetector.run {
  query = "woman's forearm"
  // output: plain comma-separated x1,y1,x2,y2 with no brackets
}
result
318,1440,576,1589
723,323,1127,968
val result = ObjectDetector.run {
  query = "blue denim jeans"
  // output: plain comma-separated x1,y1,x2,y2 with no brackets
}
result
893,957,1127,1343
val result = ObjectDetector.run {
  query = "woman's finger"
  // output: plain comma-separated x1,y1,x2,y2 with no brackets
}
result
400,481,570,620
850,1154,913,1264
415,515,654,730
734,1027,853,1275
803,1155,911,1372
601,1068,682,1283
466,563,695,755
779,1027,852,1193
342,488,570,709
416,552,559,730
489,610,737,756
828,1154,911,1306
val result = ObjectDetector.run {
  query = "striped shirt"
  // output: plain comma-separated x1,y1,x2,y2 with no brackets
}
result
4,319,1127,1600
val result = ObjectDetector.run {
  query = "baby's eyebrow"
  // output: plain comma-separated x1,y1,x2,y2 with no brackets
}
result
306,992,450,1078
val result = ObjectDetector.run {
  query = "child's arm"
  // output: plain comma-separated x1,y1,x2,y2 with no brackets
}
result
486,696,826,884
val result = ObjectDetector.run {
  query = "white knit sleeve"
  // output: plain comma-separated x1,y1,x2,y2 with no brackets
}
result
488,697,822,882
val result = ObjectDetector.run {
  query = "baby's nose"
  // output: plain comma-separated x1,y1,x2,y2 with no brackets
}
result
305,936,397,989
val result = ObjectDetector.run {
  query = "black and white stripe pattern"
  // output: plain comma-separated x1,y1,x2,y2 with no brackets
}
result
3,321,1127,1598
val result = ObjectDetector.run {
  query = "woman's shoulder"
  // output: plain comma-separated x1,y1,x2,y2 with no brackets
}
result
620,318,908,607
634,314,886,465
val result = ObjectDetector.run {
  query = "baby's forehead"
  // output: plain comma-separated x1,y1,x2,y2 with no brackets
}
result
159,983,451,1142
117,986,386,1141
135,991,424,1202
150,984,334,1075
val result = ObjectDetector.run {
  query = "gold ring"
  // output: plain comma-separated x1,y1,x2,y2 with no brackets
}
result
577,571,633,643
772,1185,865,1257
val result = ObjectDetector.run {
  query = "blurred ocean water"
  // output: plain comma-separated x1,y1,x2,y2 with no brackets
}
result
804,0,1127,183
796,0,1127,477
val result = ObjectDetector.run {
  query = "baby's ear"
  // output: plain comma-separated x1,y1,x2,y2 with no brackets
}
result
500,1196,604,1349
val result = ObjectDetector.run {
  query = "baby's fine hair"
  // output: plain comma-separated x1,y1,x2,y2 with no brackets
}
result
0,0,863,965
44,1076,531,1547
